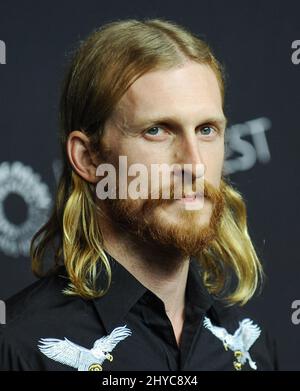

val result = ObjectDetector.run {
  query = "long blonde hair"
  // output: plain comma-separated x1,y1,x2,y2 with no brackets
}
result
31,18,263,305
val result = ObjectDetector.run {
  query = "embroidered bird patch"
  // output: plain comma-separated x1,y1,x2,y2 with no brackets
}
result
203,316,261,371
38,325,132,371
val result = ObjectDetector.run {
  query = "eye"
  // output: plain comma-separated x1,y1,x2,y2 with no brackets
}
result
199,126,215,136
145,126,163,136
143,126,168,141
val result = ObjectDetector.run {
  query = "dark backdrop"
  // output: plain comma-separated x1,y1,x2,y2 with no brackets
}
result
0,0,299,370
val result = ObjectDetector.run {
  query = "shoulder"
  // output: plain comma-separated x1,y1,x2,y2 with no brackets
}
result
0,268,87,370
4,267,75,325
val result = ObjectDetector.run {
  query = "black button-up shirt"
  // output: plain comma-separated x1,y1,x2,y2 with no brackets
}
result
0,252,278,371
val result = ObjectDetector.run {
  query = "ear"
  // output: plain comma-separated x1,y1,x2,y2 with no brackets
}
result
66,130,99,184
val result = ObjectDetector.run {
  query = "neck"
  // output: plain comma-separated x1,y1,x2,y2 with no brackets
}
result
99,214,190,330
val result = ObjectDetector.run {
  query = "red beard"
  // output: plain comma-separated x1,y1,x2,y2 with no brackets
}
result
99,179,225,257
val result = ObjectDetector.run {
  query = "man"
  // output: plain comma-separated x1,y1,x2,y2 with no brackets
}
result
0,18,278,371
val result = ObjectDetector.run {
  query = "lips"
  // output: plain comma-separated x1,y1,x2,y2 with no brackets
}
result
178,192,204,202
181,194,197,202
183,194,196,199
183,191,204,198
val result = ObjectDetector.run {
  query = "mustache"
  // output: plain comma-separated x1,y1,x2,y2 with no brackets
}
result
138,179,224,213
103,178,226,218
149,180,221,202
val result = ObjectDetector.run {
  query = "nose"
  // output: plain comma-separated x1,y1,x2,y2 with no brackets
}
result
174,133,205,182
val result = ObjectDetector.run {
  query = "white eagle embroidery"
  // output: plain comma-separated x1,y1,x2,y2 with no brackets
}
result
203,316,261,371
38,325,132,371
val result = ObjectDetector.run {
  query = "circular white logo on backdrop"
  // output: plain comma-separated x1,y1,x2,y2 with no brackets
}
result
0,161,52,257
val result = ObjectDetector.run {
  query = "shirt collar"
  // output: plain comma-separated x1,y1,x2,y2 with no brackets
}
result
92,251,214,333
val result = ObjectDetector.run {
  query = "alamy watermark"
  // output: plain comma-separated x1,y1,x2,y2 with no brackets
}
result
291,40,300,65
0,40,6,64
95,157,205,211
0,300,5,324
291,300,300,325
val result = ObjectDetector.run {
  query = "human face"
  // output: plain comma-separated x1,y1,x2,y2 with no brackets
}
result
98,61,227,255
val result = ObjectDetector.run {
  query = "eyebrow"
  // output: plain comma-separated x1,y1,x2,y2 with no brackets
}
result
130,115,228,131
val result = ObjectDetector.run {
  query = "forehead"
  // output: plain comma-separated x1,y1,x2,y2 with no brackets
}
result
114,61,224,126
